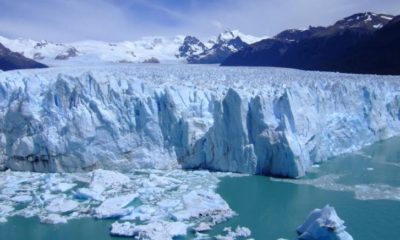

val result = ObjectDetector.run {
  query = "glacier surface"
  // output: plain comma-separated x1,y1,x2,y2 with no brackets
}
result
1,65,400,178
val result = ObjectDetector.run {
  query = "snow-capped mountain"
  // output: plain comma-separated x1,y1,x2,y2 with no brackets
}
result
0,30,265,67
0,35,186,66
273,12,393,42
185,30,254,64
333,12,394,31
177,36,207,58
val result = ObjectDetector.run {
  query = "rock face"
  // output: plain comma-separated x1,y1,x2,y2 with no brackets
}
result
1,65,400,177
177,36,207,58
0,43,47,71
297,205,353,240
55,47,78,60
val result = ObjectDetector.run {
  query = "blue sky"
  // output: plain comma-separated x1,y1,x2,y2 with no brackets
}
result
0,0,399,42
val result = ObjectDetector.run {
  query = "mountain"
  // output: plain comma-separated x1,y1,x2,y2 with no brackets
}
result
274,27,325,42
0,43,47,71
184,30,264,64
0,35,186,66
324,15,400,75
222,12,399,75
185,30,249,64
177,36,207,58
0,30,265,66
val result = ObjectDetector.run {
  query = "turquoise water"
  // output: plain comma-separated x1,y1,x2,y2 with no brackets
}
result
214,137,400,240
0,217,122,240
1,138,400,239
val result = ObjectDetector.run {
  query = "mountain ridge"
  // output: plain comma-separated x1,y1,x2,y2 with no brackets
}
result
0,43,47,71
222,12,400,75
0,30,263,66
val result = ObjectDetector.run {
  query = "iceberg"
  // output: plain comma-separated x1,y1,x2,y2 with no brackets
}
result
74,187,105,201
1,65,400,178
89,169,130,188
45,197,79,213
173,190,236,225
94,193,138,219
11,194,33,203
297,205,353,240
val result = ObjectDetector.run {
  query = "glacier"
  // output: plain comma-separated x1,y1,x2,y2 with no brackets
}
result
1,65,400,178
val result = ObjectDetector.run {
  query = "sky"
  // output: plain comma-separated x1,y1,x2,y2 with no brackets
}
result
0,0,399,42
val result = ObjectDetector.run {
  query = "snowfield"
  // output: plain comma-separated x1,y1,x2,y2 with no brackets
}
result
0,65,400,178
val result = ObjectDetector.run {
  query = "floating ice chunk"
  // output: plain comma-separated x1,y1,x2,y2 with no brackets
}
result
215,226,252,240
40,214,68,224
366,167,374,171
14,206,41,218
75,187,105,201
149,174,182,187
90,169,130,189
50,183,77,193
193,232,211,240
110,221,137,237
193,222,212,232
0,204,14,223
157,198,181,209
94,193,138,218
297,205,353,240
45,197,79,213
110,220,188,240
2,188,15,196
121,204,157,221
11,194,33,203
0,205,14,215
41,191,59,203
173,190,235,224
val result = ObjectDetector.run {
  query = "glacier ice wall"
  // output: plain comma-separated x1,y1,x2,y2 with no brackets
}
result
1,65,400,178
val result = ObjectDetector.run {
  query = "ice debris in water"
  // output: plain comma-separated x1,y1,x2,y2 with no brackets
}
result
297,205,353,240
0,169,244,239
110,220,188,240
39,213,68,224
272,174,400,201
215,226,252,240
